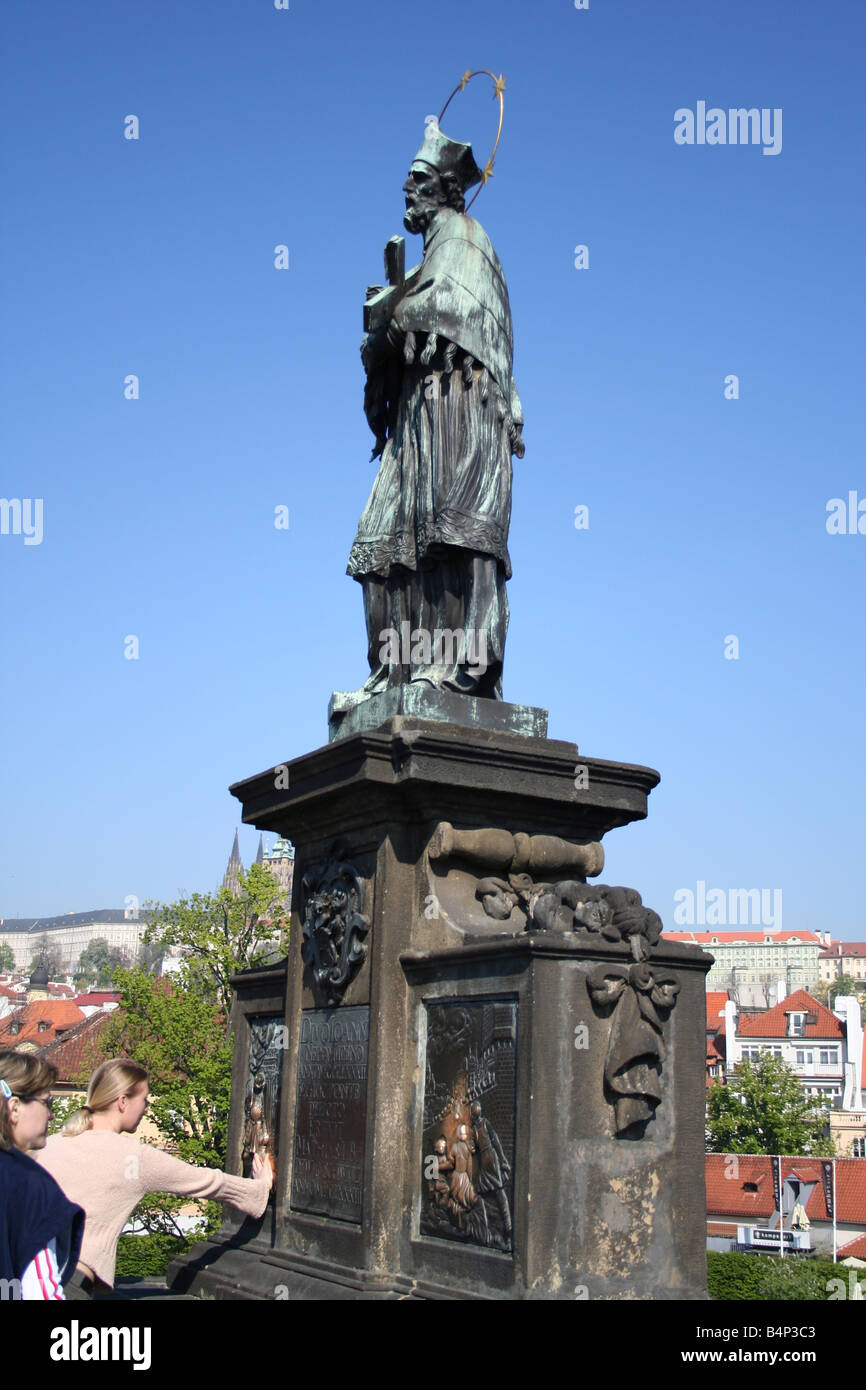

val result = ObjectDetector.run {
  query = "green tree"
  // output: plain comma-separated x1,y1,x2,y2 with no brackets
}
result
707,1053,835,1156
812,974,864,1008
137,939,165,975
0,941,15,973
100,969,233,1164
74,937,130,989
142,863,288,1024
28,935,64,978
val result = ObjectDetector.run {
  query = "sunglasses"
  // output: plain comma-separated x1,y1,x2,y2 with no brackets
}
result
15,1094,55,1113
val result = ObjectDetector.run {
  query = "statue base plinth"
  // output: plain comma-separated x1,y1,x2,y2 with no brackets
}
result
328,685,548,742
167,718,711,1300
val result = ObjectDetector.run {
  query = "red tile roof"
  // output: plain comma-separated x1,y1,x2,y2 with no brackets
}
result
706,1156,775,1219
0,1000,85,1048
73,992,121,1006
819,943,866,959
735,990,844,1040
837,1233,866,1260
665,931,824,945
706,1154,866,1224
36,1012,112,1083
706,992,729,1031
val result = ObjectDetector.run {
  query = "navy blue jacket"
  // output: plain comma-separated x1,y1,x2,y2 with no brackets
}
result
0,1144,84,1287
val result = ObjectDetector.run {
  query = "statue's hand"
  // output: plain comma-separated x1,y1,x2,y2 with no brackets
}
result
361,326,391,372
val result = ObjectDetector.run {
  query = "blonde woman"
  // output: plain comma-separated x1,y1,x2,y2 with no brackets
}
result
36,1058,271,1296
0,1051,84,1300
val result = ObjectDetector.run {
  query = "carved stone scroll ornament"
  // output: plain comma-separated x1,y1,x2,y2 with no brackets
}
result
301,845,369,1005
427,822,604,922
586,962,679,1135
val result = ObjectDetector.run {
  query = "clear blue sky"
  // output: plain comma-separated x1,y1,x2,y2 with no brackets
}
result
1,0,864,937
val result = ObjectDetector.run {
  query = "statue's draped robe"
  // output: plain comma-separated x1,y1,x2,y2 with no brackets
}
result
347,208,522,698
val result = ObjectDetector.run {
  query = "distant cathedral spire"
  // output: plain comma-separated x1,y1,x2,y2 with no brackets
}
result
255,834,264,866
223,829,244,896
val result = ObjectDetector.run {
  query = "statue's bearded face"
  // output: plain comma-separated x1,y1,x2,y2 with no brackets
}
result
403,163,447,234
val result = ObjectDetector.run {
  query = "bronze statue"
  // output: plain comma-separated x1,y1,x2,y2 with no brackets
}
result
242,1071,274,1181
450,1122,489,1243
428,1137,453,1212
346,81,523,702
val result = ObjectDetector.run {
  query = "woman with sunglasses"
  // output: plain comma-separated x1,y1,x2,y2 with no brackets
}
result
0,1050,84,1300
36,1057,271,1296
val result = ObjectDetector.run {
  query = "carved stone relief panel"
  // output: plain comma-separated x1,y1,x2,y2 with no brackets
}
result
420,998,517,1253
242,1014,285,1184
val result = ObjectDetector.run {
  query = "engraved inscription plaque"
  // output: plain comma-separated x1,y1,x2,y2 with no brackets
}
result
242,1015,284,1182
420,998,517,1252
291,1006,369,1223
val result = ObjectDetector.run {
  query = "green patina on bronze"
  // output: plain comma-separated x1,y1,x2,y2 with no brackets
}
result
336,115,525,720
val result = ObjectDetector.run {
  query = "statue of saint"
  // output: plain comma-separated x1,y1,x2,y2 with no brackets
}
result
346,119,524,701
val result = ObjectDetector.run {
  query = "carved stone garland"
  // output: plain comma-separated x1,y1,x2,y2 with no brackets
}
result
530,881,680,1135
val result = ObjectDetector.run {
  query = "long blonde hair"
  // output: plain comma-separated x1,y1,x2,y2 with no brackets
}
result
62,1058,149,1137
0,1050,58,1151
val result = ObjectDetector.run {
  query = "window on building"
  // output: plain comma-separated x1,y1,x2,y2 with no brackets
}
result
819,1049,838,1065
788,1013,806,1037
853,1139,866,1159
795,1050,814,1066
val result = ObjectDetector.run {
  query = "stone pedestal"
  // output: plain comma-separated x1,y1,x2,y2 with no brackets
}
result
167,717,711,1300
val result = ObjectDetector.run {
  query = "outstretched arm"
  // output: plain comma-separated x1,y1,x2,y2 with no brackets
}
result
138,1143,273,1219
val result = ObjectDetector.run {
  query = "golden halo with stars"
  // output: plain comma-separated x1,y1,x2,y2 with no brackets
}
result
436,69,506,212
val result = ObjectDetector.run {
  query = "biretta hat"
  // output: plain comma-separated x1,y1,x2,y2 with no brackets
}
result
411,123,483,192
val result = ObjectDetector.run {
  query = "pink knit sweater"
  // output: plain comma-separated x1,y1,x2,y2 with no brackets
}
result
35,1131,270,1286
